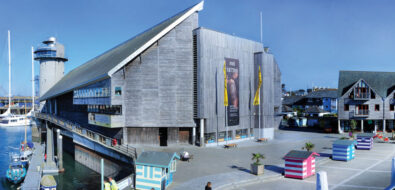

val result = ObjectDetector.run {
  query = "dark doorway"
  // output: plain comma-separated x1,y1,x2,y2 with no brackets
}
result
159,128,168,146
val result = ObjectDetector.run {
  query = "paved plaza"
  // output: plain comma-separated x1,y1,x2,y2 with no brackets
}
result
137,129,395,190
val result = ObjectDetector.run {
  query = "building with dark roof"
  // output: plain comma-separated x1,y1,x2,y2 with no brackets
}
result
305,89,337,113
282,89,337,115
37,1,281,147
337,70,395,133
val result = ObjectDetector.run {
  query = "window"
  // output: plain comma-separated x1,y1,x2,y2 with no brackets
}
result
375,104,380,111
344,104,349,111
391,105,394,111
115,87,122,96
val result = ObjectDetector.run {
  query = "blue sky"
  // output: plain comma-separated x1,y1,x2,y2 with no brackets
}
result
0,0,395,96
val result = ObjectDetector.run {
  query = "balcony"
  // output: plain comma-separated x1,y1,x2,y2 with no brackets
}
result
353,109,369,117
354,92,369,100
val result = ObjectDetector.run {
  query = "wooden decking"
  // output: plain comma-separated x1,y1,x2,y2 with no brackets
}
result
21,142,44,190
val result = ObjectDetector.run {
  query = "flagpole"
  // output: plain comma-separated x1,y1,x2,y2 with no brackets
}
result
225,106,228,145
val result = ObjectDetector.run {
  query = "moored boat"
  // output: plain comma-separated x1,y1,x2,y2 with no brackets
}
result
6,153,27,184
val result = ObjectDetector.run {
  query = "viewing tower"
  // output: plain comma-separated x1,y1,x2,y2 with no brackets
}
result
34,37,68,98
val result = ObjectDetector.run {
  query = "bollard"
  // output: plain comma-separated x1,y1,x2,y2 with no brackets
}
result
385,157,395,190
316,171,328,190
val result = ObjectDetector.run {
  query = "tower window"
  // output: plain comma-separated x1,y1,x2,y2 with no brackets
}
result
115,87,122,96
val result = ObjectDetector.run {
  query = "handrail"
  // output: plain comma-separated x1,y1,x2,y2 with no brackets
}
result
34,112,137,159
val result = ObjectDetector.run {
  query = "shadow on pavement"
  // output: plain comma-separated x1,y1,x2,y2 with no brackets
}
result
230,165,251,173
264,165,284,175
279,126,325,133
318,152,332,158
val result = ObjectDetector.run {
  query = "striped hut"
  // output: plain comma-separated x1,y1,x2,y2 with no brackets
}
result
356,133,374,150
332,140,355,161
135,151,180,190
284,150,320,179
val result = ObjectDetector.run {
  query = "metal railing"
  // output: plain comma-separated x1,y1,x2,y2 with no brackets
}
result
35,112,137,159
354,92,369,100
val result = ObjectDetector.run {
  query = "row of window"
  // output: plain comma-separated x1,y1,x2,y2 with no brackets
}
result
87,105,122,115
344,104,395,111
74,87,110,98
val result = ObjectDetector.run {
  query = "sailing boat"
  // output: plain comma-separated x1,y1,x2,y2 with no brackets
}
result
0,30,31,127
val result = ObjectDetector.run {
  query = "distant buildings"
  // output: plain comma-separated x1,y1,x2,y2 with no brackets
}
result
338,71,395,133
37,2,282,147
282,89,337,116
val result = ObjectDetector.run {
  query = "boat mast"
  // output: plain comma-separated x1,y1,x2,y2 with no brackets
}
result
31,46,35,112
8,30,11,111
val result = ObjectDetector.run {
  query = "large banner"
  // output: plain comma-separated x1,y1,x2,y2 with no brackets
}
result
225,58,239,126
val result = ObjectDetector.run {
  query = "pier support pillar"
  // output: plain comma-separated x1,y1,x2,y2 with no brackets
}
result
57,129,64,172
383,119,387,133
43,122,58,174
192,127,196,145
46,122,54,162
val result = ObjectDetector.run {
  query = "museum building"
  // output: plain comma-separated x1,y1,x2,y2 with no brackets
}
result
39,1,282,147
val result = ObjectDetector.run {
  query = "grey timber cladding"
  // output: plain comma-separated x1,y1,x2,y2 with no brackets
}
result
40,2,200,101
112,13,198,128
195,27,282,133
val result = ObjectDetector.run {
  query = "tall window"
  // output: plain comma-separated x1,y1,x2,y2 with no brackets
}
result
375,104,380,111
390,105,394,111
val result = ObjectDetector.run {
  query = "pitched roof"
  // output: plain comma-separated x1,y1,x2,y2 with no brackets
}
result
306,89,337,99
338,71,395,98
40,2,204,101
333,140,355,146
284,150,319,159
136,151,180,168
305,106,326,113
282,96,304,105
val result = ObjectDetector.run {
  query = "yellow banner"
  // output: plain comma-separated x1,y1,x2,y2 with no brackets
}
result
253,66,262,105
224,61,228,106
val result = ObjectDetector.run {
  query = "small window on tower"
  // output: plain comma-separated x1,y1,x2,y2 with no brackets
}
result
391,105,394,111
115,87,122,96
344,104,349,111
375,104,380,111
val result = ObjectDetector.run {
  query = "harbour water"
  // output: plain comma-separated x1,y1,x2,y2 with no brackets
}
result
0,126,100,190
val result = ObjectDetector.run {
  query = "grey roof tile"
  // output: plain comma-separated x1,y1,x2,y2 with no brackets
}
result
338,71,395,98
136,151,179,167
